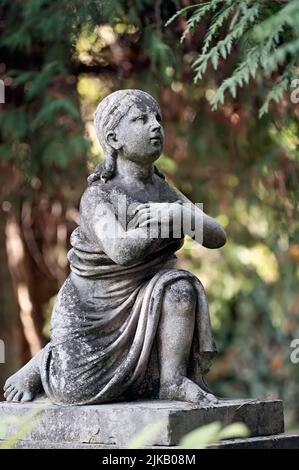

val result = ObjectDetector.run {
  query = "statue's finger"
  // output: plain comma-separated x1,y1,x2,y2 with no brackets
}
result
130,211,148,227
136,214,151,225
135,208,151,217
139,218,159,227
133,203,149,215
139,219,153,227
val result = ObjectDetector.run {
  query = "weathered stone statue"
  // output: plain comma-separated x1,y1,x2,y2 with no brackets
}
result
3,89,226,406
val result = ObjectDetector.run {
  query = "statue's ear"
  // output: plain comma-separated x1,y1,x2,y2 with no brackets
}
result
106,131,122,150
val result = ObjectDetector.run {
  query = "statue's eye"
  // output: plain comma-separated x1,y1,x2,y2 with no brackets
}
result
132,115,146,122
156,114,162,123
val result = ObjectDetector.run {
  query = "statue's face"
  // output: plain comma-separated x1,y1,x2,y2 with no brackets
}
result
110,100,164,163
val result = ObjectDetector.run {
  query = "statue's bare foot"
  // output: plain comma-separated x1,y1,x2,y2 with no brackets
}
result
4,362,43,403
159,376,218,404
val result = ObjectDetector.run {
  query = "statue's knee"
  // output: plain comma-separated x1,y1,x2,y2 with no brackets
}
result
164,279,196,312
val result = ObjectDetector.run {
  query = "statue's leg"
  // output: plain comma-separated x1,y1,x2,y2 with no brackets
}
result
3,346,46,402
157,279,217,404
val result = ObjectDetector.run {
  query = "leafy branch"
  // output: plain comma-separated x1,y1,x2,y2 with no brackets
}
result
166,0,299,116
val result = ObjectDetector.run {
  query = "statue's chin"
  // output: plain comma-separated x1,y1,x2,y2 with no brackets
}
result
148,145,164,161
123,150,162,164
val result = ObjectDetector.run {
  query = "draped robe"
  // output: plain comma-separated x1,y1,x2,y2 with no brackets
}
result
39,182,217,405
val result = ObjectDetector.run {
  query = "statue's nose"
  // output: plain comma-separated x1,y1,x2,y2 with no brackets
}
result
150,117,161,133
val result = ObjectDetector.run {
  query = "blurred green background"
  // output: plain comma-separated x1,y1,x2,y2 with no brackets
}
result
0,0,299,428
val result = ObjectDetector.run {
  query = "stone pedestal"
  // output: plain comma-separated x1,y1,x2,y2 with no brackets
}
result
0,398,298,449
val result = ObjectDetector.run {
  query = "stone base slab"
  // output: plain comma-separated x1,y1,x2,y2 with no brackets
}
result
3,433,299,449
218,434,299,449
0,398,284,447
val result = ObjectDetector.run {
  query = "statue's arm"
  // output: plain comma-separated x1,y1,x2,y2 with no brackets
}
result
171,186,227,249
81,188,160,266
95,208,161,266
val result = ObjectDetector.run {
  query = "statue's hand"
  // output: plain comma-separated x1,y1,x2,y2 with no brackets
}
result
132,201,183,232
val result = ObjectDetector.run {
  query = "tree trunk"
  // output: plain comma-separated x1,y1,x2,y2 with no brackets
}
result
0,210,27,400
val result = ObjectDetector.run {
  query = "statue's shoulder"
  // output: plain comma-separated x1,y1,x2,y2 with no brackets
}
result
155,175,185,203
80,179,126,210
79,181,111,214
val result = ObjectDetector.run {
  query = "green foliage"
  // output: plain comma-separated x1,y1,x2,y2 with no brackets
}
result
259,69,292,118
180,421,249,449
126,419,249,449
0,0,179,185
143,28,180,84
126,420,167,449
166,2,219,38
0,1,90,187
167,0,299,116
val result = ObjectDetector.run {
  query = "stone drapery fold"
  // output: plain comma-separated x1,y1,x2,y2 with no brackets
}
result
40,251,216,405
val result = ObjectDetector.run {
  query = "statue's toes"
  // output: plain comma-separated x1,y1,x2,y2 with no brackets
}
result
21,391,34,402
3,384,14,398
12,391,23,402
204,392,218,404
5,389,19,402
4,378,14,391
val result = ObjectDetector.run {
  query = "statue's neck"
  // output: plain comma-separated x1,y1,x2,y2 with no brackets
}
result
115,157,154,183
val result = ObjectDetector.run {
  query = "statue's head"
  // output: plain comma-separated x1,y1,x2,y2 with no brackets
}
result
89,89,164,184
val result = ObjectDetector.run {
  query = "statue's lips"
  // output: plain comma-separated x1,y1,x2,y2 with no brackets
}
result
150,136,162,144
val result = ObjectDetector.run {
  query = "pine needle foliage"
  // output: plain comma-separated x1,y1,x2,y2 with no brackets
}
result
166,0,299,116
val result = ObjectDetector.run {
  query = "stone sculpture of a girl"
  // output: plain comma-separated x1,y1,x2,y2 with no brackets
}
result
4,89,226,405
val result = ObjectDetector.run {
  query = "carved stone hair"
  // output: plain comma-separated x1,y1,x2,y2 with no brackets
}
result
87,89,165,185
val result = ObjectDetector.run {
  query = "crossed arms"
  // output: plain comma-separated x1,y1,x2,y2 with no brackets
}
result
81,186,226,267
